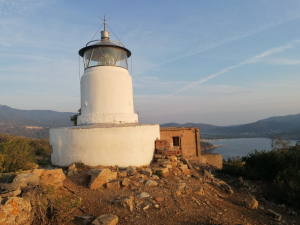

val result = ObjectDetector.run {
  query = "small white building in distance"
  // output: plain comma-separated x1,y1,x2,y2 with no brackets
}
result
50,21,160,167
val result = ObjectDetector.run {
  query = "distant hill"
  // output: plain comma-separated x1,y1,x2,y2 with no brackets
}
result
1,105,299,140
0,105,74,139
160,122,220,132
161,113,300,140
0,105,74,127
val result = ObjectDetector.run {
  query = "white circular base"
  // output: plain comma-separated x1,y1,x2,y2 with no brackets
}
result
77,113,138,125
50,123,160,167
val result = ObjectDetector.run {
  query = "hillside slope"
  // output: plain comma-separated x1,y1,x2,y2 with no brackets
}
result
0,105,74,139
161,113,300,139
0,105,74,127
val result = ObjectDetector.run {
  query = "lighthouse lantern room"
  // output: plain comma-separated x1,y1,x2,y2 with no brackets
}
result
49,19,160,167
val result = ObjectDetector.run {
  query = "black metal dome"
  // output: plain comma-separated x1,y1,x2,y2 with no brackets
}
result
78,34,131,58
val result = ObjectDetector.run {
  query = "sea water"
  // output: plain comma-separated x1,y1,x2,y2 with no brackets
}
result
208,138,299,161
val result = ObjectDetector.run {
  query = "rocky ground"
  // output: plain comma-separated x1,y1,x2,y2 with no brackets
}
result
0,156,299,225
66,157,300,225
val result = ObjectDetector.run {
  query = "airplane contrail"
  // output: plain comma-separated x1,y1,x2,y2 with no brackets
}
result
168,41,297,96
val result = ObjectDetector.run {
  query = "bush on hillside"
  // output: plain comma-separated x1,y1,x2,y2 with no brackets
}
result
220,137,300,206
220,156,244,176
30,185,81,225
0,135,35,172
0,134,52,172
70,108,81,126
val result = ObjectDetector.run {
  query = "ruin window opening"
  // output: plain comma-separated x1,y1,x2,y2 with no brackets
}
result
173,136,180,147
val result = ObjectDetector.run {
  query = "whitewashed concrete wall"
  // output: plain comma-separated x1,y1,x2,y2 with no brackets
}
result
50,124,160,167
78,66,138,125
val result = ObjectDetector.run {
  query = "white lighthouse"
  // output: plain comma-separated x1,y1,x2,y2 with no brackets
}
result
50,20,160,167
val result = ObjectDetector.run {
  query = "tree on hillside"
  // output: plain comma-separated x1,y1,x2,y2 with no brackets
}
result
70,108,81,126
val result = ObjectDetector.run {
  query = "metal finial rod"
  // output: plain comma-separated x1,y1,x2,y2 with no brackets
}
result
99,14,110,31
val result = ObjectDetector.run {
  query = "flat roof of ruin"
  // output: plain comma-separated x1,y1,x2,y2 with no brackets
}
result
160,127,199,131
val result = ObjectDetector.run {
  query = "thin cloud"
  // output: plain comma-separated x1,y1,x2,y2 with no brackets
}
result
267,58,300,65
0,41,10,47
168,40,299,96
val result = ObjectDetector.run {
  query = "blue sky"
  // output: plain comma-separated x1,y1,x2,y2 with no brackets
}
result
0,0,300,126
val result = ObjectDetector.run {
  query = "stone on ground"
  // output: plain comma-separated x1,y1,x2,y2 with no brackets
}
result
141,168,152,177
68,164,76,170
88,169,117,189
267,209,282,221
0,197,32,225
176,182,186,190
194,187,205,196
219,182,234,194
0,188,21,198
67,168,78,177
204,170,214,181
106,181,120,190
113,196,134,212
92,214,118,225
39,169,66,187
145,180,158,187
126,166,137,176
30,169,45,177
155,197,164,202
13,173,39,185
179,165,191,175
151,175,160,180
118,171,127,177
121,178,130,186
1,181,27,191
152,167,169,176
169,156,177,162
138,192,150,198
244,196,258,209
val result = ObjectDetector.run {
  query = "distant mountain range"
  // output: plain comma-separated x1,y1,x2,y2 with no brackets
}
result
0,105,74,139
160,114,300,140
0,104,299,140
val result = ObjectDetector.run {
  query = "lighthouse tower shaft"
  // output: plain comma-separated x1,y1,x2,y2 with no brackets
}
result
78,66,138,124
77,30,138,125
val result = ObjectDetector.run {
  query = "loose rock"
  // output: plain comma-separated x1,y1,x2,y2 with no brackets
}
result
267,209,282,221
106,181,120,190
138,192,150,198
68,164,76,170
126,166,137,176
13,173,39,185
141,168,152,177
92,214,118,225
0,188,21,198
151,175,160,180
113,196,134,212
121,178,130,187
194,187,205,196
176,182,186,190
145,180,158,187
39,169,66,188
88,169,117,189
244,196,258,209
219,182,234,194
0,197,32,225
118,171,127,178
1,181,27,191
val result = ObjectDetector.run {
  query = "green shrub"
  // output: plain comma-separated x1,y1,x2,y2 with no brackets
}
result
220,156,244,176
75,161,86,170
0,134,52,172
31,185,81,225
154,170,164,178
219,137,300,206
0,136,35,172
